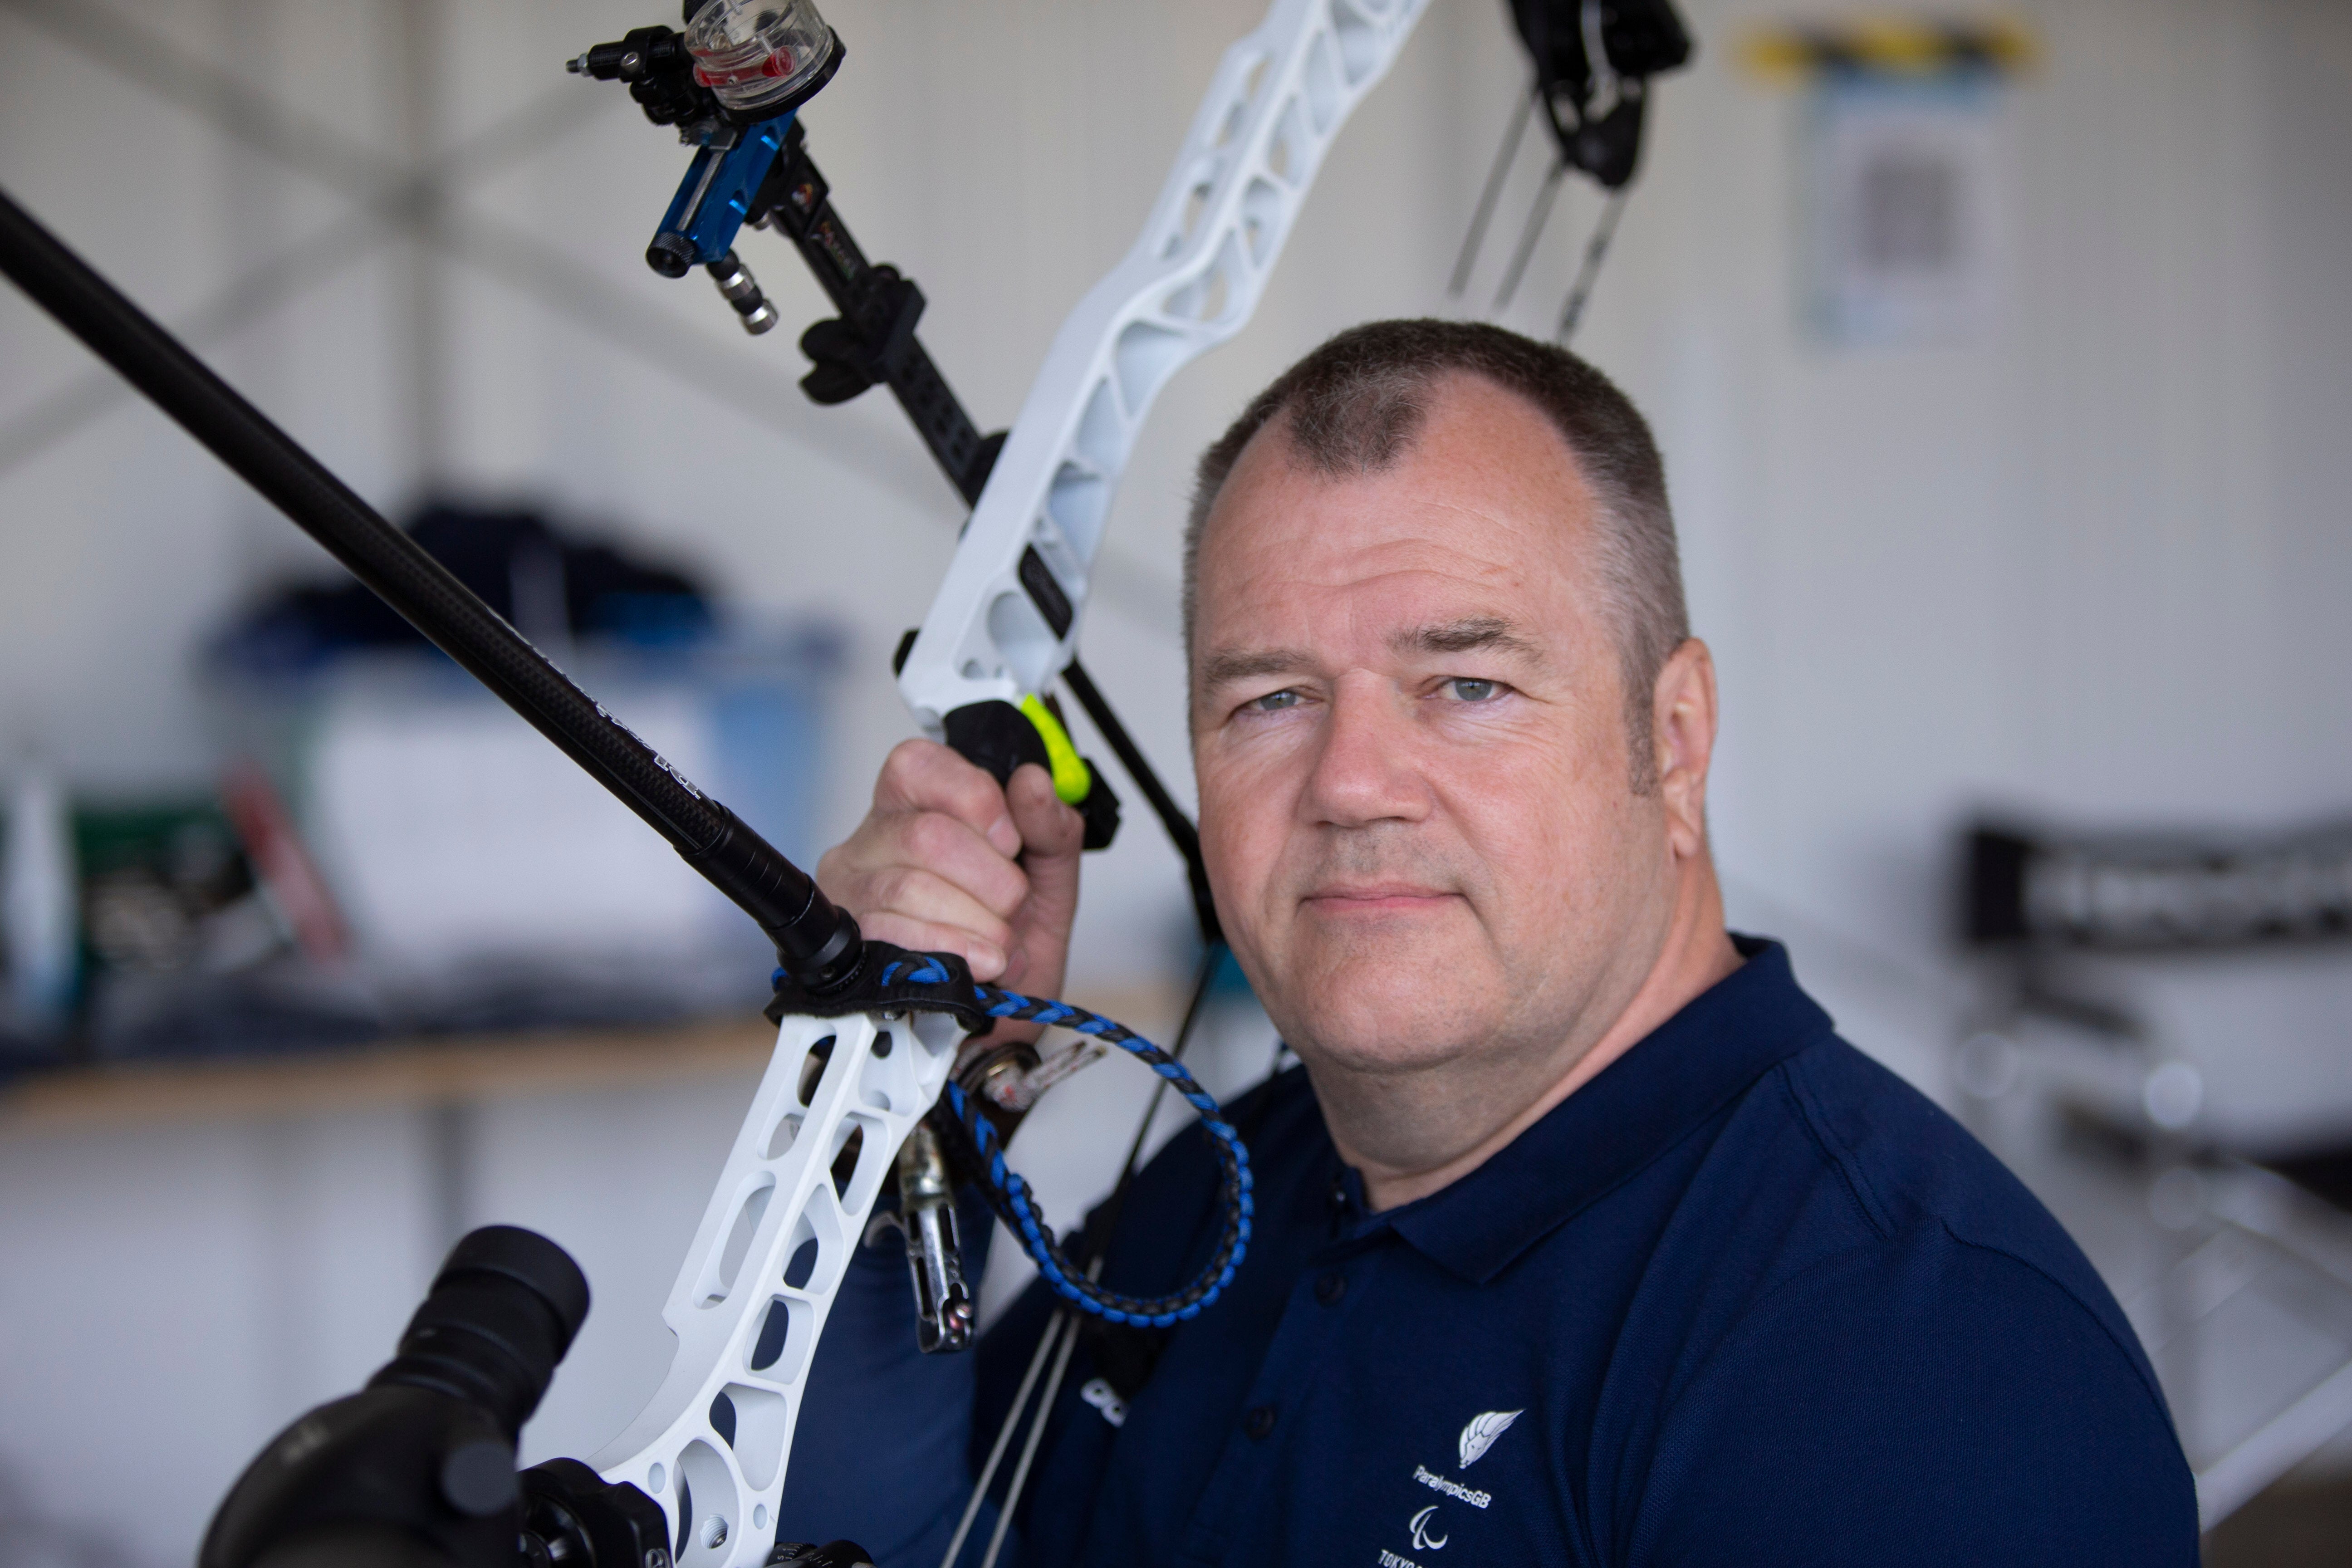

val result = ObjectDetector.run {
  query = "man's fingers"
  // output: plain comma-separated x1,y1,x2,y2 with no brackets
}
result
820,749,1083,1004
1006,763,1085,863
822,805,1029,920
853,910,1009,980
862,864,1016,951
894,809,1029,919
1004,762,1084,980
874,739,1020,858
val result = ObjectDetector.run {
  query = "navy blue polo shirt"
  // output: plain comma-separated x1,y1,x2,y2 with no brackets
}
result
778,939,2197,1565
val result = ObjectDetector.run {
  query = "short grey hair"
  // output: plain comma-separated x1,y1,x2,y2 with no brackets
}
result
1184,318,1688,792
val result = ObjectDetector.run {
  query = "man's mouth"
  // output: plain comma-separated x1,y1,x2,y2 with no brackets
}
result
1300,883,1461,916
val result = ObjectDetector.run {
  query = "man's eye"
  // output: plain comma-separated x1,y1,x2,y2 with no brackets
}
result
1251,689,1303,712
1444,678,1502,702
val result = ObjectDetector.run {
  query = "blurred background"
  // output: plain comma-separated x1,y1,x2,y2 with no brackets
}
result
1,0,2347,1562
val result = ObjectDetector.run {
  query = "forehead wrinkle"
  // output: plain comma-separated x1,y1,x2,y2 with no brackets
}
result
1223,537,1534,611
1392,616,1544,663
1197,555,1570,687
1216,499,1575,617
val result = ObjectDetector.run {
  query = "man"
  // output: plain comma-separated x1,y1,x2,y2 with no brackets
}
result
786,321,2196,1564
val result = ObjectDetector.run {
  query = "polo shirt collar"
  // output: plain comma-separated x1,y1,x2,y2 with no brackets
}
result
1352,936,1833,1284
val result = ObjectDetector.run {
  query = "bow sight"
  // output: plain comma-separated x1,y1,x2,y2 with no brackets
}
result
570,0,1141,888
568,0,844,284
567,1,1001,506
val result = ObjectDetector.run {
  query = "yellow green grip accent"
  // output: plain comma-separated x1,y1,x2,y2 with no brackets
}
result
1019,694,1093,805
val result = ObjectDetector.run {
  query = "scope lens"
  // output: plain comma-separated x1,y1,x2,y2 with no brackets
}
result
686,0,837,117
367,1225,591,1438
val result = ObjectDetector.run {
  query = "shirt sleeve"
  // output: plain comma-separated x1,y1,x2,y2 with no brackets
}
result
1622,1230,2200,1568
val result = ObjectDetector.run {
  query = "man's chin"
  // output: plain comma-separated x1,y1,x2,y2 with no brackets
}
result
1293,1027,1479,1082
1273,957,1504,1076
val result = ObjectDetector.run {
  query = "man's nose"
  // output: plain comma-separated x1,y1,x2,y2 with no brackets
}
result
1301,673,1432,828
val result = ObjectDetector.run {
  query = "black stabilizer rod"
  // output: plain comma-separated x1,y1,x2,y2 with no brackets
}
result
0,186,862,991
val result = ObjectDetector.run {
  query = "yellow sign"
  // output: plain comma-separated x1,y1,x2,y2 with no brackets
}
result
1740,15,2037,83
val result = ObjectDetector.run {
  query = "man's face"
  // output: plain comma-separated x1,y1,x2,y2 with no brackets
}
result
1189,373,1680,1083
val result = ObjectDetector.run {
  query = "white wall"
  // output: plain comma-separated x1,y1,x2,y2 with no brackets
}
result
3,0,2350,1560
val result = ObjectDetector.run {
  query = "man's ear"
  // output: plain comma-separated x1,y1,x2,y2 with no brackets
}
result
1651,638,1718,860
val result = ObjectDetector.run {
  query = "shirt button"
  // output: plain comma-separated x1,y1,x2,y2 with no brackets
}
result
1243,1404,1277,1441
1315,1271,1347,1306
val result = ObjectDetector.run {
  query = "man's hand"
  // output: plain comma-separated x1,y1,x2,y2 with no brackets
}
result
817,739,1083,1000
